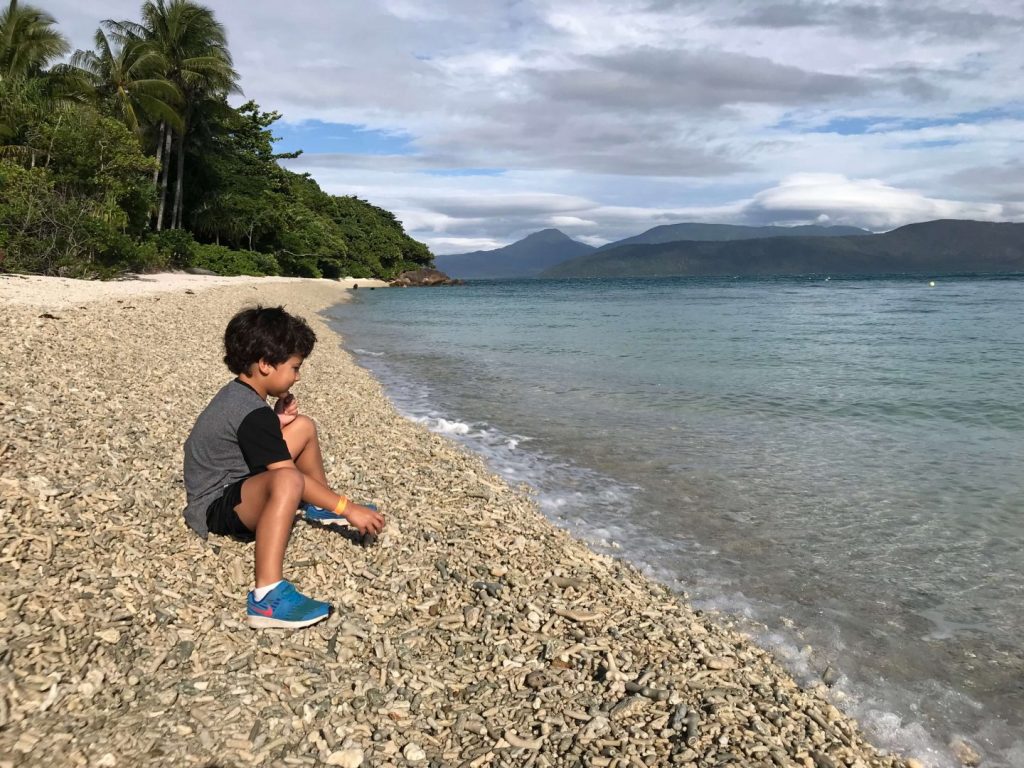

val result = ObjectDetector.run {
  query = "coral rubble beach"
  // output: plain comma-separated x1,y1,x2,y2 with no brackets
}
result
0,274,916,767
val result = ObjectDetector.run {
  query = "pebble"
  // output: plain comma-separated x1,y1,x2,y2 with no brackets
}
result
525,671,548,690
325,748,364,767
950,738,982,766
402,743,426,762
705,657,736,671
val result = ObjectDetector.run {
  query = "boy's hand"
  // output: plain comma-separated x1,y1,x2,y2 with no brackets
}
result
275,393,299,427
345,502,385,535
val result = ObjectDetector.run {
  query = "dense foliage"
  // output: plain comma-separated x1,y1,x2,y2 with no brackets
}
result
0,0,432,278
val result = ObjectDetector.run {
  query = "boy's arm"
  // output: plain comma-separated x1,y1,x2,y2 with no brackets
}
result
266,460,385,536
274,393,299,427
266,459,385,535
266,458,296,470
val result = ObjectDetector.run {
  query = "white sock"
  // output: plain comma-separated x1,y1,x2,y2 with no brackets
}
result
253,581,283,601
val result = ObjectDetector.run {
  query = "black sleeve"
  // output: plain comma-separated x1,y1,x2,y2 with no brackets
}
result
237,408,291,472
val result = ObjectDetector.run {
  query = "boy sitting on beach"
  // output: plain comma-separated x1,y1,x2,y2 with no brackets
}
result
183,305,385,629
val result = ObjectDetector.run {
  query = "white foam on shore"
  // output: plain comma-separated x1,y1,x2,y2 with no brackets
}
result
413,415,473,435
346,347,642,552
688,590,1015,768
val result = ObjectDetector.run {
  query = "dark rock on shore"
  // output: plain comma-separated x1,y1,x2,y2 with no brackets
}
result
390,267,462,286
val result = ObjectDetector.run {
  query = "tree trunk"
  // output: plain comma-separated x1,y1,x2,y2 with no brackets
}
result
172,130,185,229
156,128,173,231
152,121,165,186
44,114,62,169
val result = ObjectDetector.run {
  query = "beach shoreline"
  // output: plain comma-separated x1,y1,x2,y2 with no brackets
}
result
0,272,389,308
0,276,918,767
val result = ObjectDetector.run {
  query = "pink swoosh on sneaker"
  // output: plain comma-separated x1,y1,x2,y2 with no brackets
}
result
251,604,273,617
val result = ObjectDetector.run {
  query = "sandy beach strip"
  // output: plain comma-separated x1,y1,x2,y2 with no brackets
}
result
0,272,389,308
0,276,916,767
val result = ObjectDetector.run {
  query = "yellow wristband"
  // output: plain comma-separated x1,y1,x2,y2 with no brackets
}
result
334,496,349,516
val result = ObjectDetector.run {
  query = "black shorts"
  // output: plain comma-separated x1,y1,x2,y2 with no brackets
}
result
206,477,256,542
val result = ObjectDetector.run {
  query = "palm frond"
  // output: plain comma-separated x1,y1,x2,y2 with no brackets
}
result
101,18,147,45
133,91,183,131
0,1,70,78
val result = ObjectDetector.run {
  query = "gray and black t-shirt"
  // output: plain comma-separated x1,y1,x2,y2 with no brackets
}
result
183,379,291,537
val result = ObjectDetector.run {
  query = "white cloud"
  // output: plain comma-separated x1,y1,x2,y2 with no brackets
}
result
548,216,599,228
42,1,1024,250
744,174,1019,230
430,237,507,253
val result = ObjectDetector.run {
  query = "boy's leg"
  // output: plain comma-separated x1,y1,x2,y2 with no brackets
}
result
282,415,386,536
233,467,304,587
282,415,328,486
282,415,344,509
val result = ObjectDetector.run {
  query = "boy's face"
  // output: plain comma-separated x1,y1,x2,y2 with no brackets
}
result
263,355,304,397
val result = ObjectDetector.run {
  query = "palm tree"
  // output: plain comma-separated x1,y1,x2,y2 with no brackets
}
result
107,0,238,230
0,0,68,80
0,1,78,166
70,27,181,135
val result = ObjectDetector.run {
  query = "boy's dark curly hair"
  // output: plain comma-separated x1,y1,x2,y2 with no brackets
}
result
223,305,317,375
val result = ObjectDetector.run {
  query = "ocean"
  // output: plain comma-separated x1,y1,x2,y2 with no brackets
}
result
326,276,1024,767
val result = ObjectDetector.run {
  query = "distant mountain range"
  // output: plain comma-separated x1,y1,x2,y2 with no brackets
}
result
592,222,869,251
435,223,869,279
433,229,594,279
543,220,1024,278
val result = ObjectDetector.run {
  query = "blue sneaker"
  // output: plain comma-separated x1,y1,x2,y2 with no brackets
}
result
246,581,330,629
301,500,377,526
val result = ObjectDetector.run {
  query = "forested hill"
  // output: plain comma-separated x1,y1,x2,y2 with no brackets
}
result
0,1,430,279
542,220,1024,278
435,229,594,279
595,222,869,250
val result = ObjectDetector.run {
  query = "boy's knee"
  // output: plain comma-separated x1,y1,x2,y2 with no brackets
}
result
295,414,316,436
268,467,304,497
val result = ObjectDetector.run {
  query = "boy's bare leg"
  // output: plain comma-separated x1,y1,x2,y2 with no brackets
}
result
281,415,347,509
233,467,304,587
281,415,386,535
282,415,328,486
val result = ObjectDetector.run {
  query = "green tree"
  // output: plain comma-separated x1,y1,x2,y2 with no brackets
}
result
0,107,159,275
37,104,158,232
0,0,67,79
186,100,297,250
70,27,181,135
0,73,45,153
0,3,433,281
110,0,238,231
0,1,81,165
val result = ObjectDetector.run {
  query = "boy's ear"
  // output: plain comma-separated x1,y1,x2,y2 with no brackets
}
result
256,358,274,376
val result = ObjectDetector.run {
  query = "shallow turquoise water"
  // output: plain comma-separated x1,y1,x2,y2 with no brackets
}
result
327,276,1024,767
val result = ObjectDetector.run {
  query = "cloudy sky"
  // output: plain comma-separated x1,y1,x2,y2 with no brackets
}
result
48,1,1024,252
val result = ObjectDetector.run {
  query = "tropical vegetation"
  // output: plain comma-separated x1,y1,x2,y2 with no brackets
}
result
0,0,432,278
